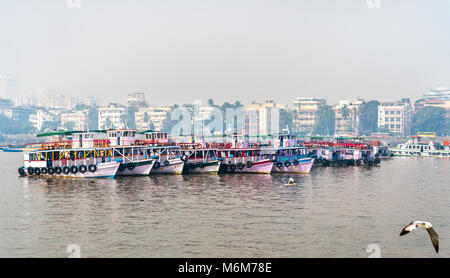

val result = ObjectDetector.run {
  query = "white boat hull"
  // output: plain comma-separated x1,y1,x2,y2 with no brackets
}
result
272,158,314,174
221,159,273,174
116,159,155,176
151,159,185,175
22,162,120,178
184,160,221,174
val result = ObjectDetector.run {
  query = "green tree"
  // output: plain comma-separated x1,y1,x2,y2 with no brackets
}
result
88,107,98,130
208,98,215,107
279,109,295,133
315,105,335,135
411,106,449,136
359,100,379,135
341,104,350,119
41,120,59,132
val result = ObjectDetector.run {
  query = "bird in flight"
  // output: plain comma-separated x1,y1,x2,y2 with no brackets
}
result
399,221,439,253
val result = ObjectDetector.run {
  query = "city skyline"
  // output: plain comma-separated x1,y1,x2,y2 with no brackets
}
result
2,1,450,106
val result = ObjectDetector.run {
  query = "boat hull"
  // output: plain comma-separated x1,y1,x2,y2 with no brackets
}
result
116,159,154,176
184,160,221,174
272,158,314,174
21,162,120,178
151,159,185,175
220,159,273,174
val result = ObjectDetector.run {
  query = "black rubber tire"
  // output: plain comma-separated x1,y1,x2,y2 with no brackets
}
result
70,166,78,174
18,168,25,176
153,162,161,169
27,167,34,175
246,161,253,168
181,155,188,162
276,162,283,168
34,168,41,176
293,160,299,165
63,166,71,175
48,167,55,175
54,167,62,174
164,160,170,166
284,161,291,167
229,164,236,172
88,165,97,172
79,165,87,173
41,167,48,174
238,163,245,170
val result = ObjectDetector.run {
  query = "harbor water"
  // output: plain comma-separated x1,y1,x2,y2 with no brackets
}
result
0,152,449,257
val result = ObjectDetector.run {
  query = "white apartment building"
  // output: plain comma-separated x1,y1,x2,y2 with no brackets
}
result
292,98,326,134
60,110,89,131
98,103,128,130
127,93,147,108
378,99,412,136
29,110,54,131
334,99,364,136
135,106,172,131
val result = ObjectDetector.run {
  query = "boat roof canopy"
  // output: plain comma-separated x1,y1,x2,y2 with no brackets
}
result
37,130,107,138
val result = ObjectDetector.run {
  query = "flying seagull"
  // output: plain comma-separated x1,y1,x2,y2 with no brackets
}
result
399,221,439,253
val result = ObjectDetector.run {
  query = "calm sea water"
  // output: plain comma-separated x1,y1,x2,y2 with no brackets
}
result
0,152,449,258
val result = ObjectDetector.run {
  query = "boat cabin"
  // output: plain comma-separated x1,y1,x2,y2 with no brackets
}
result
107,129,138,146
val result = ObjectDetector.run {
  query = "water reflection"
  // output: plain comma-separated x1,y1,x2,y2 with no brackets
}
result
1,152,449,257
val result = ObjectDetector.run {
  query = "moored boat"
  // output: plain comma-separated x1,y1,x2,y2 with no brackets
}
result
391,136,450,157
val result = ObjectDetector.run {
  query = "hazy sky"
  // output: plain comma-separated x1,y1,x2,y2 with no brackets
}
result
1,0,450,106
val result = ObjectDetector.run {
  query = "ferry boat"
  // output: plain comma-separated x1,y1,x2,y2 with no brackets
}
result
217,148,273,174
19,147,120,178
305,137,379,166
263,134,315,174
391,136,450,157
179,143,222,174
202,135,274,174
105,130,156,176
109,130,186,175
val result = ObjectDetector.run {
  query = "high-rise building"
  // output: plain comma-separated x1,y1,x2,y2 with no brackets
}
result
127,93,147,108
0,74,19,101
377,98,412,136
15,94,37,107
292,98,326,134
